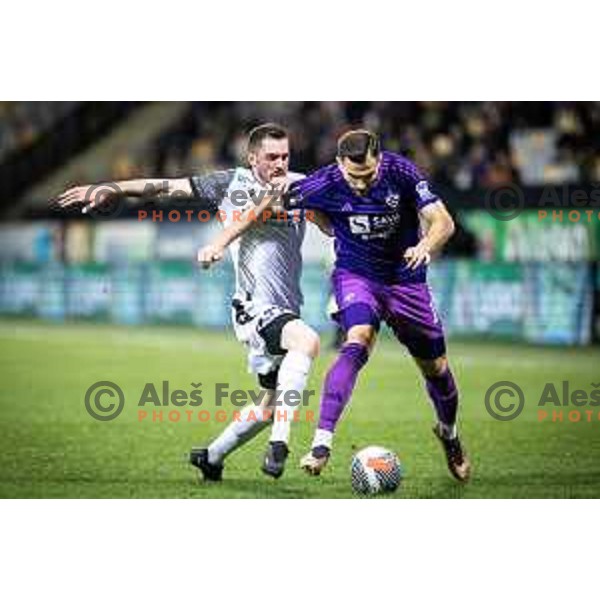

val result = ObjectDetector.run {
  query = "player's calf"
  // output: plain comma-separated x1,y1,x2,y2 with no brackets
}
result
266,319,318,463
414,354,471,481
416,355,460,439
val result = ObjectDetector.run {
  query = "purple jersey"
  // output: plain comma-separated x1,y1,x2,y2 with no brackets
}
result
291,152,440,283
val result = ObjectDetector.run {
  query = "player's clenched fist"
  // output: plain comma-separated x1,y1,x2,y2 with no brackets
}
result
404,243,431,270
255,175,289,214
197,244,225,269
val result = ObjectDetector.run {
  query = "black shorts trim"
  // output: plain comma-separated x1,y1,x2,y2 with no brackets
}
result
258,369,279,390
258,312,299,356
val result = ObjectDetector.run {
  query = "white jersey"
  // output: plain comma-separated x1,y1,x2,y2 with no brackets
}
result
190,167,305,315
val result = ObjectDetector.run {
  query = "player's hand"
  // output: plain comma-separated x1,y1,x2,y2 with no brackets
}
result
404,243,431,270
269,174,289,189
55,184,120,214
266,175,289,212
197,244,225,269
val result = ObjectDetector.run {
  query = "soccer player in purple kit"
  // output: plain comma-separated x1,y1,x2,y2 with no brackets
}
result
288,129,471,482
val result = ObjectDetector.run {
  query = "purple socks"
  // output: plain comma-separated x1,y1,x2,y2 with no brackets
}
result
425,367,459,428
317,342,459,439
318,343,370,432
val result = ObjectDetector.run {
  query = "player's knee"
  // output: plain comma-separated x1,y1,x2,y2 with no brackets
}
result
282,320,320,359
298,328,320,359
417,356,448,378
346,325,377,349
305,330,321,358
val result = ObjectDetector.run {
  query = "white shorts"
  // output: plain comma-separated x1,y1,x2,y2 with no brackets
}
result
231,293,298,375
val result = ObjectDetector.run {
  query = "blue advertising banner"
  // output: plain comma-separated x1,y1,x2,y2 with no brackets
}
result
0,261,594,346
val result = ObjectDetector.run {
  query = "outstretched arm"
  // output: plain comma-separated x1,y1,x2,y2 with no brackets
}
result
404,200,455,270
55,178,193,213
197,186,284,268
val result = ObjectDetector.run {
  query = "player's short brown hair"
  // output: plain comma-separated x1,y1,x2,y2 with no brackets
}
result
337,129,380,163
247,123,289,151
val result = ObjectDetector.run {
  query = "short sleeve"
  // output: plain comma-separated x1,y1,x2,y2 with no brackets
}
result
413,178,440,211
189,169,236,211
392,158,440,211
286,168,333,210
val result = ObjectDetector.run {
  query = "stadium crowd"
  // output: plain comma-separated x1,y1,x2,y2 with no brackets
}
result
148,101,600,187
0,102,79,160
1,102,598,191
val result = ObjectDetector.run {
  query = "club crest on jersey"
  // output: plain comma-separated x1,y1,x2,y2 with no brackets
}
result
416,180,436,202
385,192,400,209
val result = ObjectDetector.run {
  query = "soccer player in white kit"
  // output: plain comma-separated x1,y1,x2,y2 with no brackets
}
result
56,123,321,480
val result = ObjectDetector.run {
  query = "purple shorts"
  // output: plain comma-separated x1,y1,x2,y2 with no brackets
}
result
331,268,446,359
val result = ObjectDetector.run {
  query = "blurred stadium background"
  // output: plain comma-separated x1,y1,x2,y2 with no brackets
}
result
1,101,599,498
0,101,598,342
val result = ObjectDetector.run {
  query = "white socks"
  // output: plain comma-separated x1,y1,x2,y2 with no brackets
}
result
270,350,312,445
311,428,333,450
207,350,312,463
208,404,271,465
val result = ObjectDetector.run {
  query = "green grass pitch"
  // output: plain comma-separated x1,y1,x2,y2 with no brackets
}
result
1,318,599,498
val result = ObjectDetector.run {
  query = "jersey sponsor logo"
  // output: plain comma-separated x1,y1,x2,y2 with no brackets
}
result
416,180,436,202
342,202,353,212
348,213,402,238
348,215,371,233
385,192,400,209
